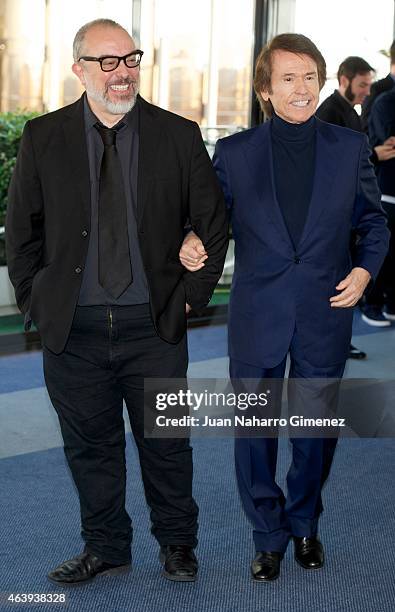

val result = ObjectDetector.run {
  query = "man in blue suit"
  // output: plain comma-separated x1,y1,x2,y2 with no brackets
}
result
180,33,389,581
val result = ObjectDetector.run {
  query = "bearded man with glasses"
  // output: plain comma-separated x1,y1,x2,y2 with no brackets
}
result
6,18,228,585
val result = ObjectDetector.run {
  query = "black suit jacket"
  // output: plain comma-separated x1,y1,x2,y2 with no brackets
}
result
316,90,362,131
6,95,228,353
368,88,395,196
361,73,395,132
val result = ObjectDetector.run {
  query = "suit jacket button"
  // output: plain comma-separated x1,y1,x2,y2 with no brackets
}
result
75,266,82,274
81,230,88,237
294,257,301,264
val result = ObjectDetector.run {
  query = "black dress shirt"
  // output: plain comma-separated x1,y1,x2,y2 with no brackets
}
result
78,96,149,305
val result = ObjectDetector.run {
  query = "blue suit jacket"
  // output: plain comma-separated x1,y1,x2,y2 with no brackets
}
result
213,118,389,368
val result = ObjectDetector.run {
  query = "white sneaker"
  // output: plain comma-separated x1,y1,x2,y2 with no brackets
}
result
361,308,391,327
383,309,395,321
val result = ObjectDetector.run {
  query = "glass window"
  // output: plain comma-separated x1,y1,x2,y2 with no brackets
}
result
139,0,254,128
294,0,395,108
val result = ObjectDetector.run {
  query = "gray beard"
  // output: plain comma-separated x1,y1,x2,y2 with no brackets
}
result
86,84,138,115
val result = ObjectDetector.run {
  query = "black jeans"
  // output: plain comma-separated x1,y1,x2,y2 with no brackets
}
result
43,304,198,565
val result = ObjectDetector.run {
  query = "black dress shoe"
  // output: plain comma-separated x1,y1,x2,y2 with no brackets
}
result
348,344,367,360
47,551,131,585
251,551,282,582
159,545,198,582
294,537,324,569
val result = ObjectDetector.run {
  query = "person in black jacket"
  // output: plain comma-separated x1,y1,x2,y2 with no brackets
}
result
317,56,395,330
316,56,395,164
6,18,228,586
361,40,395,132
359,42,395,324
364,87,395,323
317,58,374,353
317,56,373,131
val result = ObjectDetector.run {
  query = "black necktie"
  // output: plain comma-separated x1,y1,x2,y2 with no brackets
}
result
95,123,133,298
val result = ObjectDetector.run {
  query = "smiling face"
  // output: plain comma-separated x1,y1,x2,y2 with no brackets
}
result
261,49,320,124
72,25,140,123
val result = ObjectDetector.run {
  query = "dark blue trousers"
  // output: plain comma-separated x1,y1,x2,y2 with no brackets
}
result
230,333,345,554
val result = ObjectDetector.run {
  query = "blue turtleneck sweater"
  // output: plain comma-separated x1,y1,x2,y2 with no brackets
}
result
271,113,316,249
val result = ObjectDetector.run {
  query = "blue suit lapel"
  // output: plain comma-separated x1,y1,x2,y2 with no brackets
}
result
243,121,293,250
298,118,339,249
242,118,340,251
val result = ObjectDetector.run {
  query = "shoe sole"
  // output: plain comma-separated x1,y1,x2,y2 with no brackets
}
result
47,564,131,587
383,312,395,321
295,556,324,570
162,570,197,582
251,573,280,582
159,551,197,582
361,314,391,327
348,352,367,360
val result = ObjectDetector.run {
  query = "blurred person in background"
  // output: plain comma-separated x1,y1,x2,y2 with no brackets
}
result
361,40,395,132
317,56,374,132
317,55,395,164
363,85,395,324
317,56,395,328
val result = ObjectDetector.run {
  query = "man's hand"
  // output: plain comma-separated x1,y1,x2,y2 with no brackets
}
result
329,267,371,308
186,303,192,314
179,231,207,271
384,136,395,147
374,136,395,162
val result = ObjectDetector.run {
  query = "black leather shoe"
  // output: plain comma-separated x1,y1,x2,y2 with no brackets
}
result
159,545,198,582
348,344,367,360
251,551,282,581
294,537,324,569
47,551,131,585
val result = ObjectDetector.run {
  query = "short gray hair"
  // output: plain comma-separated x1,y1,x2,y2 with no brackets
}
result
73,18,129,62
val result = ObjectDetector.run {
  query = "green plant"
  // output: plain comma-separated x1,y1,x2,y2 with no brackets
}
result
0,110,40,229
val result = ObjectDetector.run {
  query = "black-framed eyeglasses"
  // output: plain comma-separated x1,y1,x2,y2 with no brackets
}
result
78,50,144,72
